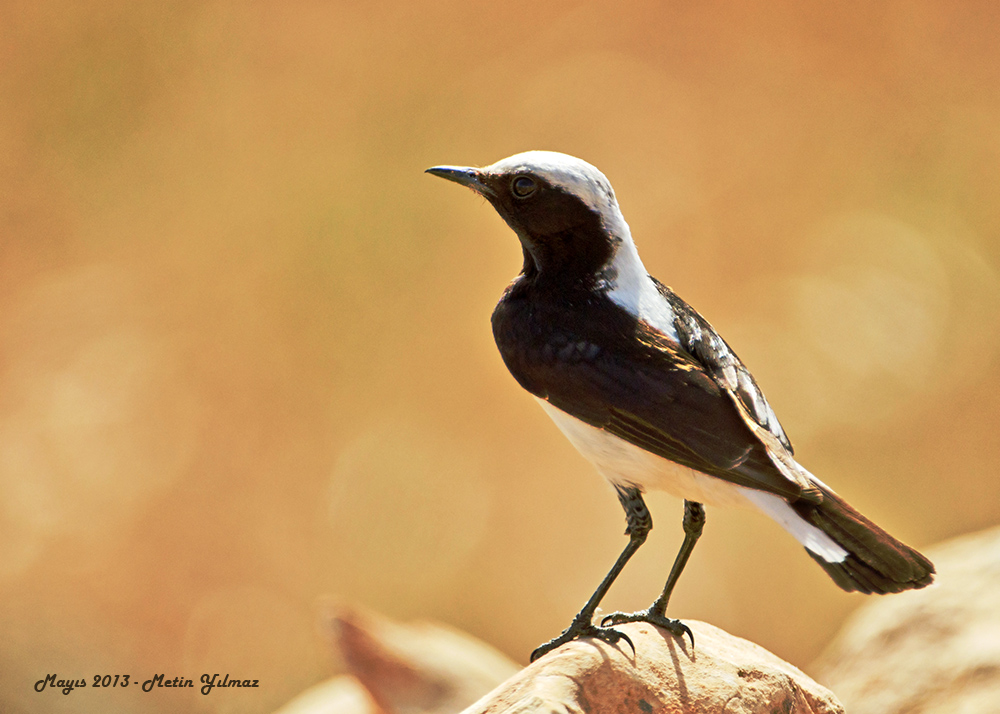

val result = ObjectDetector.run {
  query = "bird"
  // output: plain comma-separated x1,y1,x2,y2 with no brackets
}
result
425,151,935,662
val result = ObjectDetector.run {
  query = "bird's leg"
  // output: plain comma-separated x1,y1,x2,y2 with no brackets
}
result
530,485,652,662
602,500,705,648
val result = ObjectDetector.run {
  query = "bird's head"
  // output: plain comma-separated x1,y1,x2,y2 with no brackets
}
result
426,151,634,284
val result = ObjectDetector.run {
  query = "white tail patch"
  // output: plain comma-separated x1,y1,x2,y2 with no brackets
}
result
740,488,847,563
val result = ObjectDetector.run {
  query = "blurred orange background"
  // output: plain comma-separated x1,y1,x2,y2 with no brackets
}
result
3,2,1000,712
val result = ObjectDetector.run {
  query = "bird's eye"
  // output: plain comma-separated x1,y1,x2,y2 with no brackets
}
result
511,175,536,198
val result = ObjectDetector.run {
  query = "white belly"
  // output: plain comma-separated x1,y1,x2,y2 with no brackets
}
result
534,397,848,562
535,398,750,508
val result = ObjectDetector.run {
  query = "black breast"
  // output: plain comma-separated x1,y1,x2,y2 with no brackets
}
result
491,279,628,403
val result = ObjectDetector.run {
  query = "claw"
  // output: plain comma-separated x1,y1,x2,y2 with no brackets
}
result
529,643,552,662
614,629,636,656
679,622,695,649
530,622,636,662
599,609,694,649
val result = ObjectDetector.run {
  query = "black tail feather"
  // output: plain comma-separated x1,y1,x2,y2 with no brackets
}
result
795,488,935,595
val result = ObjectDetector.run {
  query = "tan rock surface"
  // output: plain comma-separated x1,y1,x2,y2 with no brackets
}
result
273,675,377,714
330,607,520,713
815,525,1000,713
462,620,843,714
274,607,520,714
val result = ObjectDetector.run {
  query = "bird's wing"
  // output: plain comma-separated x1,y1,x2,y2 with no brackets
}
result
654,279,821,501
499,295,817,503
651,278,794,453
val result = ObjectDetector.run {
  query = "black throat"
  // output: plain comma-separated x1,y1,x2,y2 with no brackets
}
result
490,264,639,404
493,186,618,292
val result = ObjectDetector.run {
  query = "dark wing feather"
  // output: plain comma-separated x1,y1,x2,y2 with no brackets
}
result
652,278,794,453
492,287,809,502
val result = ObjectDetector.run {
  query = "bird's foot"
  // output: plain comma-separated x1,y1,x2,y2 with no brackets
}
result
530,617,635,662
601,608,694,648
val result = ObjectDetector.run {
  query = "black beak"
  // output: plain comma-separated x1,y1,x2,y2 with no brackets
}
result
425,165,492,196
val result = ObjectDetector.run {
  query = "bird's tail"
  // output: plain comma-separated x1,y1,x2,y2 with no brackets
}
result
793,486,935,594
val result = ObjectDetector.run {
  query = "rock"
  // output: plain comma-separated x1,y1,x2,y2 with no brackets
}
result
272,675,377,714
328,607,520,714
462,621,843,714
814,525,1000,713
